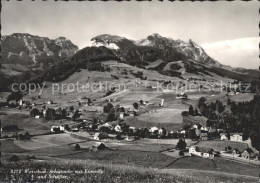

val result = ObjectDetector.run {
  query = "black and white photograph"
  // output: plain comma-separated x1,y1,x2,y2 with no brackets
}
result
0,1,260,182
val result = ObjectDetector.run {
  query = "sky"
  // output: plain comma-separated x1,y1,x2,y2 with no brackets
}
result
2,1,259,69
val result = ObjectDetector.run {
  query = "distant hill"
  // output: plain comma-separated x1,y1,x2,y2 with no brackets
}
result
1,33,259,91
1,33,78,65
91,33,259,81
91,33,221,67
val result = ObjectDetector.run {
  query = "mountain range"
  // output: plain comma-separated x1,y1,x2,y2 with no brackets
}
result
1,33,78,66
0,33,259,91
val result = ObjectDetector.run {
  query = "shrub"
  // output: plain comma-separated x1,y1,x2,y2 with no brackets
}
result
75,144,81,150
9,155,20,162
179,150,184,156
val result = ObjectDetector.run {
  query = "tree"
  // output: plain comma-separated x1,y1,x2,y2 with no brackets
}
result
250,131,260,151
69,106,74,112
227,97,231,105
62,109,67,118
45,108,56,120
106,113,115,122
30,108,40,117
194,108,199,116
133,102,139,109
119,107,125,113
188,128,197,139
199,103,207,116
176,138,187,150
9,155,20,162
7,92,23,103
104,103,114,113
75,144,81,150
189,105,194,115
72,110,80,121
64,124,70,131
179,150,184,156
198,97,207,108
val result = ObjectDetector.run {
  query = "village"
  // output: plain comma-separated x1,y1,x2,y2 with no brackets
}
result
1,78,259,167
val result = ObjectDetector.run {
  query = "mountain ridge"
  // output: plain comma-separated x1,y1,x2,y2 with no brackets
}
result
1,33,78,65
1,33,259,92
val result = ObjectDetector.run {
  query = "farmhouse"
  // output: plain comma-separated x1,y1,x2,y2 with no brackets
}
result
98,123,113,131
220,133,228,141
71,128,79,132
51,126,65,133
230,133,243,142
114,124,122,132
241,148,255,159
119,112,125,119
35,115,41,119
129,126,136,134
189,146,215,159
149,127,159,134
176,93,187,99
200,133,208,141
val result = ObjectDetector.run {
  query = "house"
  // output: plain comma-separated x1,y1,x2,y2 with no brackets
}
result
71,128,79,132
18,99,24,106
229,91,235,96
189,146,215,158
200,133,208,141
47,100,53,105
128,111,136,117
35,115,41,119
195,129,201,137
119,112,125,119
203,153,210,158
128,126,136,134
98,123,113,130
149,127,159,134
160,99,164,107
180,130,186,134
230,133,243,142
114,124,122,133
241,148,255,159
176,93,187,99
51,126,65,133
200,126,209,132
193,124,198,129
93,132,109,140
158,128,166,135
220,133,228,141
189,146,197,154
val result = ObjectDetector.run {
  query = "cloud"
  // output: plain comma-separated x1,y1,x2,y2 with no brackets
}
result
201,37,259,69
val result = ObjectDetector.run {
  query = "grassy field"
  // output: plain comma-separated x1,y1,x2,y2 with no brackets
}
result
196,140,249,152
166,156,259,178
124,117,183,131
182,114,208,127
138,108,183,124
1,158,258,183
0,108,78,136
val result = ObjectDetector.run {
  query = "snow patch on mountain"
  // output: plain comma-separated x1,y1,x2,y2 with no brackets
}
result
91,40,119,50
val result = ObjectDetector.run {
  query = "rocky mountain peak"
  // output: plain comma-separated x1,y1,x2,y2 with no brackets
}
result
1,33,78,65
